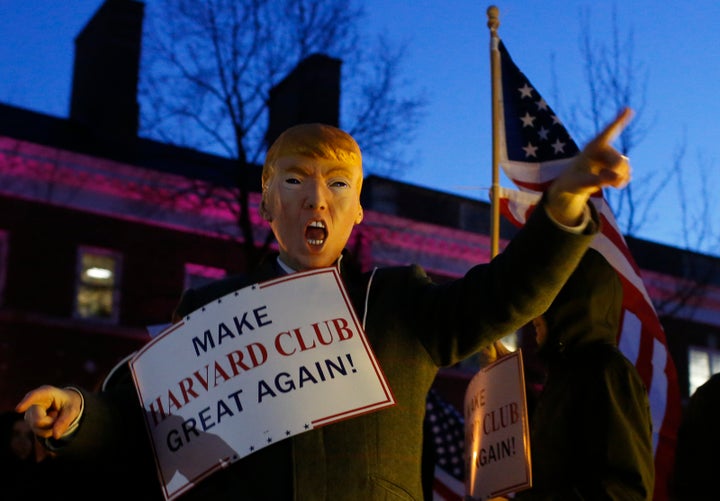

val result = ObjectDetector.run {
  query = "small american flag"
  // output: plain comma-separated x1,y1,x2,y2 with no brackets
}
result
425,389,466,500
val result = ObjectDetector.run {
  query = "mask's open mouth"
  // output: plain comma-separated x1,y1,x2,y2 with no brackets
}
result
305,220,327,246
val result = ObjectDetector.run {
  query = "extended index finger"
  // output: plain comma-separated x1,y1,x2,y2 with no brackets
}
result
594,107,634,147
15,386,53,413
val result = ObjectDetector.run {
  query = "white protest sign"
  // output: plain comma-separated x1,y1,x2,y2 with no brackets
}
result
130,267,396,500
464,350,531,500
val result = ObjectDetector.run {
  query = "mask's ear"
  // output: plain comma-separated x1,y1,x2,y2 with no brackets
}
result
355,206,364,225
260,199,273,222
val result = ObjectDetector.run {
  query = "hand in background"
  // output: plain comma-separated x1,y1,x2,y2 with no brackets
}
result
15,385,82,440
477,340,513,368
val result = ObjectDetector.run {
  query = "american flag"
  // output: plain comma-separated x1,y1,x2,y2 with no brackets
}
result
494,39,681,500
425,389,466,500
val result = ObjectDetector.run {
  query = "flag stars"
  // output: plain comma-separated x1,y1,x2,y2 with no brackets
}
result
536,98,548,111
551,115,562,125
522,142,538,158
520,112,536,128
537,126,550,140
551,138,566,154
518,83,533,98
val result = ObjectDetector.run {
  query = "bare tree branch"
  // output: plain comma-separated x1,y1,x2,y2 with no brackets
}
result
138,0,426,266
567,7,720,322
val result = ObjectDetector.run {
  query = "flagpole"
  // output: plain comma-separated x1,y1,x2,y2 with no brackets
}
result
487,6,501,258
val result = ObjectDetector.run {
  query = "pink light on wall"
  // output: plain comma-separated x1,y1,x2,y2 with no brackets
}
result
352,210,497,278
0,139,236,212
643,269,720,326
0,136,257,239
5,133,714,319
1,135,494,279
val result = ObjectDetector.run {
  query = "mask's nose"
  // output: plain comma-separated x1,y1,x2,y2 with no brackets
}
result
303,180,327,210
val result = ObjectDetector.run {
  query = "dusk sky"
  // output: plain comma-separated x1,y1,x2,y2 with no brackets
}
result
1,0,719,255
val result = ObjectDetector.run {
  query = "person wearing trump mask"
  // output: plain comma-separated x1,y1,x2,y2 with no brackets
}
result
18,109,633,500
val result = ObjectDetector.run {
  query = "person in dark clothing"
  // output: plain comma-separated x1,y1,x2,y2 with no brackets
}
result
671,371,720,499
16,110,633,500
515,248,655,500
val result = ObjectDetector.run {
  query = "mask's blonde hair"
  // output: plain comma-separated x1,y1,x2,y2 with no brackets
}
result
262,123,363,191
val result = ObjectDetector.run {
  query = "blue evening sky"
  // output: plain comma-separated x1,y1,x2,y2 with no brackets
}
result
1,1,718,255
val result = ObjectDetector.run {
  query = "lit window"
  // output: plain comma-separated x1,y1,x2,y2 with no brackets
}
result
75,247,122,322
0,230,7,305
688,345,720,395
184,263,226,291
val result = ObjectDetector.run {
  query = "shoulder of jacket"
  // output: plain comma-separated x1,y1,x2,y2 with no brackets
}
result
175,274,252,319
102,352,136,391
371,264,425,282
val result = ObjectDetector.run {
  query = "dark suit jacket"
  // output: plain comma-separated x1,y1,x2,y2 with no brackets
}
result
66,203,596,500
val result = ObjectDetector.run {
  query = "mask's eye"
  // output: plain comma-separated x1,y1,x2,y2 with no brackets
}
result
330,180,349,188
284,177,301,185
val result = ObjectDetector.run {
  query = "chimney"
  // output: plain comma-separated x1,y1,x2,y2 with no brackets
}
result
265,54,342,148
70,0,145,139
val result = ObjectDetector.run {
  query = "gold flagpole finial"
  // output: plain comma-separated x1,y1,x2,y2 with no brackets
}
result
487,5,500,33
